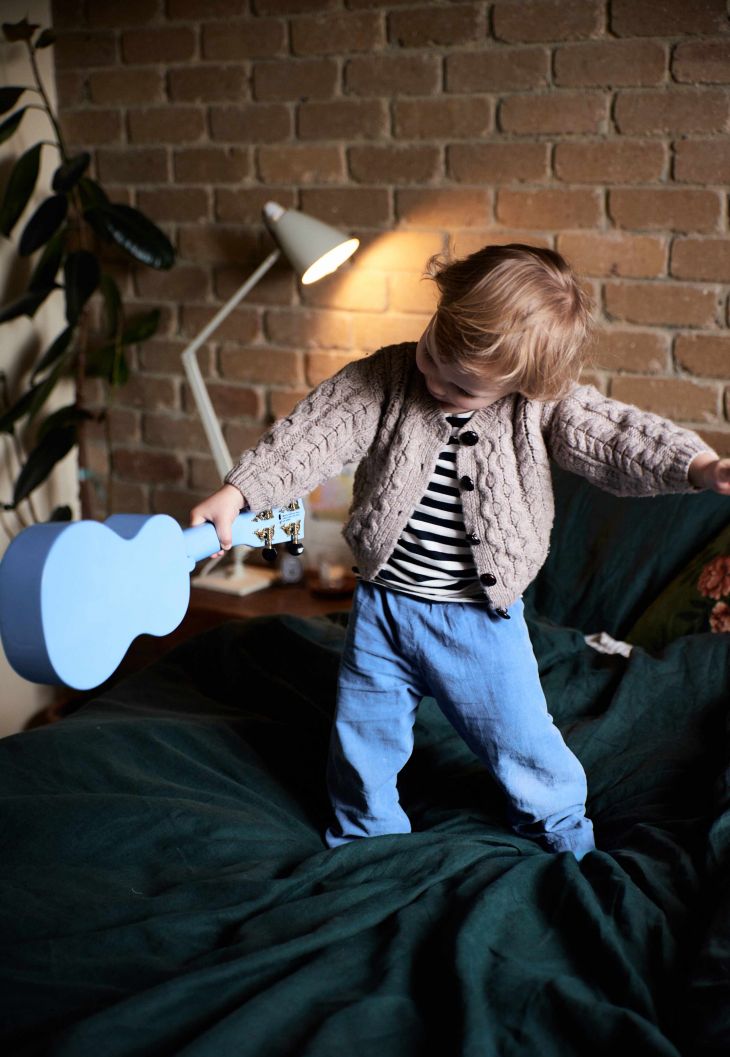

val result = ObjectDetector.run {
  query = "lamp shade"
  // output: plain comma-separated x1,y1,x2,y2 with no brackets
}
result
263,201,359,285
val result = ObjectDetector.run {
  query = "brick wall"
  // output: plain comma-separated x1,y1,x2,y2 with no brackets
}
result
49,0,730,521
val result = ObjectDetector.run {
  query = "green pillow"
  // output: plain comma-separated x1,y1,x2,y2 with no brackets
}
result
625,522,730,653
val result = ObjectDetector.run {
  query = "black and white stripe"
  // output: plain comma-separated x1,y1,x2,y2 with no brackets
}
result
374,412,484,602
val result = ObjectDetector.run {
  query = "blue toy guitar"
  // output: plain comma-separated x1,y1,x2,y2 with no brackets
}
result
0,501,304,691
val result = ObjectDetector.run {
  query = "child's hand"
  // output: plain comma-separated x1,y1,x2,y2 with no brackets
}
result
189,483,247,558
689,453,730,495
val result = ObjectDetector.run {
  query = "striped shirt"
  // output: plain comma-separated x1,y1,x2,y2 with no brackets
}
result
373,412,485,602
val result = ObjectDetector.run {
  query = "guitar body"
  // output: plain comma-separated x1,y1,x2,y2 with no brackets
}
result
0,503,304,690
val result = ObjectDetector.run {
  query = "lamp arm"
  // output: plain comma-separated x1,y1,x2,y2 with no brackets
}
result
180,248,282,479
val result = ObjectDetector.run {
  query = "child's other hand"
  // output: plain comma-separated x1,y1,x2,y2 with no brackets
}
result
189,483,247,558
689,453,730,495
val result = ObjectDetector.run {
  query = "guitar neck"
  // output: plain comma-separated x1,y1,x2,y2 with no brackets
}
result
183,500,305,564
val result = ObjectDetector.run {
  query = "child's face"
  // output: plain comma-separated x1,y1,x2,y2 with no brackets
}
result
415,318,512,413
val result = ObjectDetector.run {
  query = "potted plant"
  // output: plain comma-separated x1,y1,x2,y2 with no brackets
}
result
0,16,175,524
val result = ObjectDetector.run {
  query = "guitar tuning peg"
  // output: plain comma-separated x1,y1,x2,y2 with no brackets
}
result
262,546,278,563
286,541,304,556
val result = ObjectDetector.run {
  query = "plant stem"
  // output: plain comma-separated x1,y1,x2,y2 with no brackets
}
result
25,39,69,161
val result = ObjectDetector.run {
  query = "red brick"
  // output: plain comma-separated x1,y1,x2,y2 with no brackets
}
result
220,346,303,386
137,188,209,223
353,313,427,350
202,18,286,59
298,100,388,141
349,145,442,184
611,0,729,37
54,70,88,108
354,230,445,272
253,58,338,101
614,90,730,135
448,230,552,255
53,31,117,68
115,376,178,412
445,47,549,92
265,308,352,349
554,40,666,87
497,189,602,229
88,0,162,26
389,272,437,313
108,479,150,514
557,233,667,278
554,139,666,183
305,351,360,387
449,143,548,183
174,147,251,184
388,3,484,47
292,10,384,54
675,334,730,377
121,27,195,64
189,456,221,493
673,139,730,184
89,68,163,105
269,388,311,420
60,109,122,146
300,270,388,312
499,93,606,134
168,66,250,103
113,448,185,484
143,413,207,451
592,329,669,373
493,0,604,42
128,107,205,145
257,145,344,184
97,148,168,184
214,188,296,225
609,376,720,424
394,97,493,139
139,339,210,376
198,383,263,420
180,305,259,344
215,265,295,306
609,189,722,234
51,0,87,29
397,188,492,227
299,187,391,229
169,0,247,16
673,40,730,84
344,54,440,96
224,422,266,458
210,104,292,143
604,281,719,327
135,264,211,303
254,0,340,13
671,238,730,282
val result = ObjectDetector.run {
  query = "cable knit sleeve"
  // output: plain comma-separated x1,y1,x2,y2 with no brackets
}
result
224,350,387,510
540,383,718,497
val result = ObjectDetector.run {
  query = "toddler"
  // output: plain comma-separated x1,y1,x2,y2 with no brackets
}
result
190,243,730,860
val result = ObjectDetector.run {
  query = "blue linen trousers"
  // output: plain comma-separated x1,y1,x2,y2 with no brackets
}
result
325,582,595,859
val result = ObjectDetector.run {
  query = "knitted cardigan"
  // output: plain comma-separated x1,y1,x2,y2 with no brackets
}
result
225,342,715,611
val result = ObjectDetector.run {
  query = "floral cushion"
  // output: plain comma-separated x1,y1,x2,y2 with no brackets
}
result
625,523,730,653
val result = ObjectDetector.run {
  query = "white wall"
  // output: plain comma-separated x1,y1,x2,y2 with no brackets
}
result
0,0,78,735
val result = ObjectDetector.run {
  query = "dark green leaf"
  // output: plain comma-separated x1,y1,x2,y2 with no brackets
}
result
2,19,39,43
29,227,66,291
0,107,27,145
37,404,92,443
83,202,174,270
48,504,73,522
0,286,56,323
77,176,108,211
86,342,129,386
18,193,67,256
64,249,100,325
26,360,65,424
99,273,121,339
0,384,42,433
0,86,26,115
0,142,42,236
12,424,76,506
52,151,90,193
122,308,160,345
31,325,74,382
35,28,56,49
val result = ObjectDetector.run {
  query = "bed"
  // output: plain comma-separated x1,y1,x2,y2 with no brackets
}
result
1,464,729,1057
